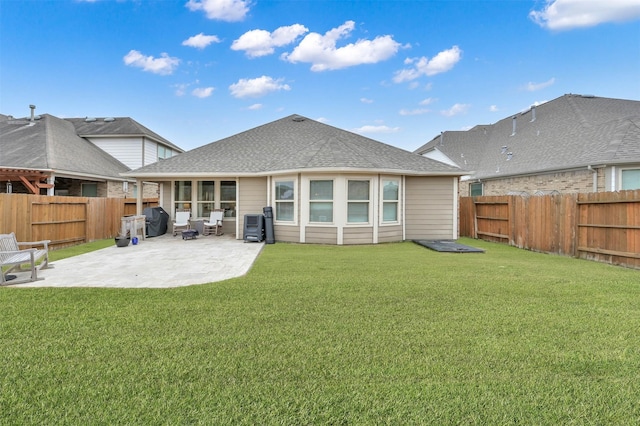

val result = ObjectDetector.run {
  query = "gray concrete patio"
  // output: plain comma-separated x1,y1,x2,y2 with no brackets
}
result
5,234,264,288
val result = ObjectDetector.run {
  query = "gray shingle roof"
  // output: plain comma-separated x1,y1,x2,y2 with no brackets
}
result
0,114,130,179
414,94,640,179
66,117,183,152
126,115,462,177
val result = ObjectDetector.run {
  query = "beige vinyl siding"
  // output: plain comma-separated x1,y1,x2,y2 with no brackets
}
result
343,226,373,245
305,226,338,244
405,176,456,240
160,181,172,215
378,224,403,243
238,177,268,240
273,224,300,243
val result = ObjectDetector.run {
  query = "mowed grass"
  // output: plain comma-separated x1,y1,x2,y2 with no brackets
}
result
1,239,639,424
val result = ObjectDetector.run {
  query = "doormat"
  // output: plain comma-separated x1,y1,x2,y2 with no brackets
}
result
413,240,485,253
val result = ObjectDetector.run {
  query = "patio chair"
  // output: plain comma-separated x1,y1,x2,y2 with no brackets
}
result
203,209,224,236
172,209,191,236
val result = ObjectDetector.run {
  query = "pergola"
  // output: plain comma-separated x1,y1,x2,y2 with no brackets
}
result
0,168,54,194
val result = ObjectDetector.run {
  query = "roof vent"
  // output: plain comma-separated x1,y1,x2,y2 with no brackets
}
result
530,105,536,122
104,117,115,122
85,117,97,122
511,116,517,136
292,116,305,122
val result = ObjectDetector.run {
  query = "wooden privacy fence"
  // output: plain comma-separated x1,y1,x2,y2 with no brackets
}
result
460,190,640,269
0,194,158,250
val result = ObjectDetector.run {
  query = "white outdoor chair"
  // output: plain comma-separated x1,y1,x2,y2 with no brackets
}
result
203,209,224,236
172,210,191,236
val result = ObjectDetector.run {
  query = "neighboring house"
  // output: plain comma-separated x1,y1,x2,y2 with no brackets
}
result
0,106,183,197
125,114,464,245
414,94,640,197
66,116,182,170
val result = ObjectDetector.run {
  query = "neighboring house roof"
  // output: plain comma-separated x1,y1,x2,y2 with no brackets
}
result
414,94,640,180
66,116,183,152
125,114,463,178
0,114,130,180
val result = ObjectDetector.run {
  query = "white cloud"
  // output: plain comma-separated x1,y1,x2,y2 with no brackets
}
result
248,103,263,110
229,76,291,98
282,21,401,71
316,117,330,123
399,108,430,116
523,77,556,91
489,105,499,112
192,87,215,98
440,103,470,117
419,97,437,106
393,46,462,83
530,0,640,30
182,33,221,49
232,24,308,58
123,50,180,75
185,0,249,22
360,97,374,104
353,125,401,134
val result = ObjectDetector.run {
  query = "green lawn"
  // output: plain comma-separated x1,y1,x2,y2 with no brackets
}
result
2,239,639,424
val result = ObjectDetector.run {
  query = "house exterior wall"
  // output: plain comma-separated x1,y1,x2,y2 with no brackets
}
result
343,226,374,244
378,224,403,243
305,226,338,244
144,139,158,166
106,181,158,198
150,174,459,245
462,168,606,196
405,176,457,240
238,176,268,239
88,137,144,169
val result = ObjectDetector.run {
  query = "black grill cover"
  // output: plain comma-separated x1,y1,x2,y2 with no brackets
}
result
144,207,169,237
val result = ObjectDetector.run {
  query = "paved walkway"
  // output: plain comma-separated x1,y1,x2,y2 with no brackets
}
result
6,234,264,288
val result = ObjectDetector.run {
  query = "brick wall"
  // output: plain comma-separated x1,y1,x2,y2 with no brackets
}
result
461,168,605,197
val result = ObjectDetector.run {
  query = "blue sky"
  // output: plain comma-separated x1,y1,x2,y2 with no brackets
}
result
2,0,639,152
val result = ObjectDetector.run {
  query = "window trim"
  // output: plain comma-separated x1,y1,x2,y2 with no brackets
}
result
309,179,334,224
470,181,483,196
274,178,297,224
347,179,371,224
620,167,640,190
380,178,400,224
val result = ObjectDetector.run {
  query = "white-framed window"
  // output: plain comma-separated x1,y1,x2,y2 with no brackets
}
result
158,145,173,160
381,179,399,222
621,169,640,190
174,180,192,212
275,180,295,222
309,180,333,223
197,181,215,217
220,181,237,218
347,180,370,223
470,182,483,196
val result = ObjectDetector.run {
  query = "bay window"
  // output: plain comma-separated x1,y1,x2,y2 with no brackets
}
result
347,180,370,223
310,180,333,223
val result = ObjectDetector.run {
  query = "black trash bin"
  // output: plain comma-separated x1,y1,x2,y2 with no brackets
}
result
143,207,170,237
263,206,275,244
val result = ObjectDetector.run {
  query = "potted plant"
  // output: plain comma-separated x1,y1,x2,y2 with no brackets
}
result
115,233,130,247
